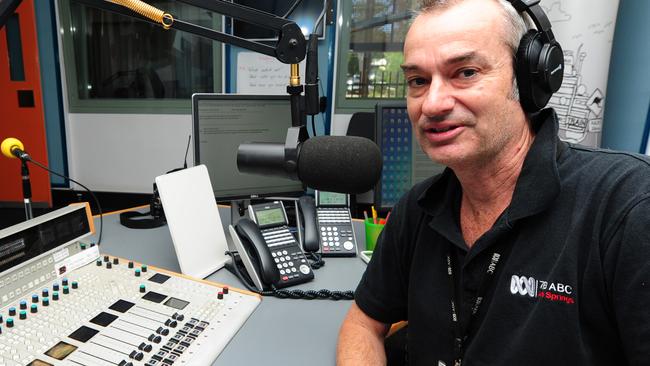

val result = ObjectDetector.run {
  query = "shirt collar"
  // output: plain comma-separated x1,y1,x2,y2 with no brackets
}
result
417,108,562,225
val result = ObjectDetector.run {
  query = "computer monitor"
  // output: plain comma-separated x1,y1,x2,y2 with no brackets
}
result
374,101,446,209
192,94,305,202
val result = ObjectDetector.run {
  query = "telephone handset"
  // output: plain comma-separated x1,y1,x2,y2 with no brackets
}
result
298,196,319,252
228,201,314,292
232,219,280,288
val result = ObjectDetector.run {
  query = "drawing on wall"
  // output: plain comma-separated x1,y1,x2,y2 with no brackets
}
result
541,0,619,147
547,45,604,145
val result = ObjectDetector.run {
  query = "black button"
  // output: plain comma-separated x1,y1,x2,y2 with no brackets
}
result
148,273,170,284
109,300,135,313
142,291,167,303
69,326,99,343
90,312,118,327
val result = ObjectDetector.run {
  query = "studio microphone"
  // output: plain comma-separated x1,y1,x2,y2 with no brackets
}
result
237,135,382,194
1,137,31,161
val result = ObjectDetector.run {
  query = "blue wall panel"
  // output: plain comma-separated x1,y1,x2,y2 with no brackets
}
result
601,0,650,153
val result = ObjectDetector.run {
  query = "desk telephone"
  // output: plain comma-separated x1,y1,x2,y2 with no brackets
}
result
314,191,357,257
228,201,314,292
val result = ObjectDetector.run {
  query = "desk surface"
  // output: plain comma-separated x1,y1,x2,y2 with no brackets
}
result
89,207,367,365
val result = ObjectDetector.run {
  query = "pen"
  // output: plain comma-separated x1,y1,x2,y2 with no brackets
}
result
363,210,369,221
385,211,391,223
371,206,378,224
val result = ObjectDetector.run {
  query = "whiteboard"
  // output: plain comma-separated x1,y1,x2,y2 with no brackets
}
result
236,52,306,94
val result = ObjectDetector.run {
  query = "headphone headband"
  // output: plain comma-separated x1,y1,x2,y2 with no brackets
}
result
507,0,556,44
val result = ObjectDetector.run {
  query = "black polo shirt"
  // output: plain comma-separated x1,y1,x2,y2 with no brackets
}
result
355,109,650,365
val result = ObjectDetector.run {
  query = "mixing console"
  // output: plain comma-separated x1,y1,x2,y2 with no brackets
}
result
0,250,260,366
0,204,261,366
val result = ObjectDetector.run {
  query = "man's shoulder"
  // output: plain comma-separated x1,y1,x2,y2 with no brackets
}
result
563,144,650,180
560,144,650,205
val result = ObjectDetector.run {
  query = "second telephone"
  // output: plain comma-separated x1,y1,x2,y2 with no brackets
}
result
228,201,314,292
315,191,357,257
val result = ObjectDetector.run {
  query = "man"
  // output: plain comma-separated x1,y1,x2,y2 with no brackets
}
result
337,0,650,365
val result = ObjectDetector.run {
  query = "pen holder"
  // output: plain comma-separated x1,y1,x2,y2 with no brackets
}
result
364,218,385,252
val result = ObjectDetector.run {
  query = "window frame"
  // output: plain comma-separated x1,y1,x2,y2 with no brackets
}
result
334,0,413,114
57,0,223,114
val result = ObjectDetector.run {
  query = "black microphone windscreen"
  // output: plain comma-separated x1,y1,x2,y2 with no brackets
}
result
298,136,382,194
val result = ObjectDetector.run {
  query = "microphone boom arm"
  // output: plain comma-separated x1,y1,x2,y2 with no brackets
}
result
74,0,307,64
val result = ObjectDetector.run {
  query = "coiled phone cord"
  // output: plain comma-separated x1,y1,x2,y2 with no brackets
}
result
306,252,325,269
263,287,354,300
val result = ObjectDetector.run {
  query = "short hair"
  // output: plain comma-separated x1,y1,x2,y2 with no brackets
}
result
415,0,533,100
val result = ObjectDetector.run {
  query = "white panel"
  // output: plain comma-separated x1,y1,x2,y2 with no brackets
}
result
67,113,193,193
330,113,353,136
155,165,229,278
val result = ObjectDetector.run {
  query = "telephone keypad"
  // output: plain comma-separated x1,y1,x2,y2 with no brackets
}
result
317,208,357,257
260,226,314,288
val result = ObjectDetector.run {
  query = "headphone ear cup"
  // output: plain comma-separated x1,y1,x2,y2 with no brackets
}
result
515,30,546,113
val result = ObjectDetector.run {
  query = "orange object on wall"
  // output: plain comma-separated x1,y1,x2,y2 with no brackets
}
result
0,0,51,207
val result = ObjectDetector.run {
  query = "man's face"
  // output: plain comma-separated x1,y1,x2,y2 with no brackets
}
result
402,0,526,169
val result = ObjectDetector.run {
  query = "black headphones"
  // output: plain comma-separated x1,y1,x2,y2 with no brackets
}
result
507,0,564,113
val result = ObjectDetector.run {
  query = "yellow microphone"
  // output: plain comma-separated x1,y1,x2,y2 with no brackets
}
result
1,137,30,161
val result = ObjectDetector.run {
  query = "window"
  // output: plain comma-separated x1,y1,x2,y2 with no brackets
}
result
58,0,222,113
335,0,415,112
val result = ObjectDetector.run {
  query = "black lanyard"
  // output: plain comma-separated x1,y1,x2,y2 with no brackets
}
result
446,243,512,366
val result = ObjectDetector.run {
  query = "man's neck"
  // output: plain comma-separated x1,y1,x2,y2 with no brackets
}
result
455,125,535,247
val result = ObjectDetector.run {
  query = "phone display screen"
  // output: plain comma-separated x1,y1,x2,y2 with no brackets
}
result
317,191,348,207
255,207,286,227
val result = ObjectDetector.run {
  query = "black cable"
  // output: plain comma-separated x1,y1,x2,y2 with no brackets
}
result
29,159,103,246
306,251,325,269
264,287,354,300
225,251,354,300
310,115,317,137
283,0,303,18
182,134,191,169
312,3,327,37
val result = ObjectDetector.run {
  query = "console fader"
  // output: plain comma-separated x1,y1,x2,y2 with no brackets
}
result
0,204,261,366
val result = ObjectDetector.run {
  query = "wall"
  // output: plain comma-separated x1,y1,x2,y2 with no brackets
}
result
601,0,650,153
66,114,193,193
